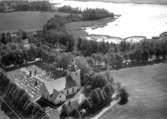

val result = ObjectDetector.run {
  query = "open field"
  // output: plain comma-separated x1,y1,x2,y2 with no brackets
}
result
100,63,167,119
0,11,68,32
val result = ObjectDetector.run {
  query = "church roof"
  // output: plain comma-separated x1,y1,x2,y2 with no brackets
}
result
65,75,77,89
45,77,66,94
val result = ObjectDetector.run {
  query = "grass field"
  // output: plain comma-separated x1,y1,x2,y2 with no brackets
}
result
100,63,167,119
0,11,68,32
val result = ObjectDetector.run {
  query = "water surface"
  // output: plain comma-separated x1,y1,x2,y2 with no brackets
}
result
51,0,167,39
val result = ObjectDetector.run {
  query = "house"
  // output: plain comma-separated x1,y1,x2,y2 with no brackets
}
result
22,38,30,49
10,32,17,38
122,59,132,65
48,89,66,105
150,55,156,62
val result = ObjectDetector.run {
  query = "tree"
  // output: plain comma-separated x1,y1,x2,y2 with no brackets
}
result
104,71,114,83
89,89,101,110
75,56,94,86
58,5,81,14
118,87,129,105
103,84,114,99
89,88,108,113
82,8,114,21
0,72,10,95
75,56,92,75
86,56,95,66
91,73,107,89
1,33,6,44
60,104,69,117
92,53,104,63
80,98,92,111
56,53,73,69
70,109,81,119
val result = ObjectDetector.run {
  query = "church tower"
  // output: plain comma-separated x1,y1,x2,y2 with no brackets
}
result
67,59,81,88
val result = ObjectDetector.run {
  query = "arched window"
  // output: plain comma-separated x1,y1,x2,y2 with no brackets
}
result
72,87,74,92
67,90,69,95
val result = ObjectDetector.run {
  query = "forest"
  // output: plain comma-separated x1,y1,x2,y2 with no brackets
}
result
0,1,53,12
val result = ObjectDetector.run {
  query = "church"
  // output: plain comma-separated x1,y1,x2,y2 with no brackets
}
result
7,60,81,106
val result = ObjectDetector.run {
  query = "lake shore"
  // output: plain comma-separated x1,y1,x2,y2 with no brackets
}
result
66,15,147,44
65,16,119,39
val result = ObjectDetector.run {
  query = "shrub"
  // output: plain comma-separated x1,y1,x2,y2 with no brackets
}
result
0,72,11,95
70,109,81,119
103,84,114,99
118,87,129,105
91,74,107,89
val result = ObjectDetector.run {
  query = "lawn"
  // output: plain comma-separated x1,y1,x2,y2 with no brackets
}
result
100,63,167,119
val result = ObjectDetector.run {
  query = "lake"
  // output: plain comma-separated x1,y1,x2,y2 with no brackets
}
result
50,0,167,39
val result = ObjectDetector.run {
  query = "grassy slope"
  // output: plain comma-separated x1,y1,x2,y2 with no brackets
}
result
65,17,115,50
101,63,167,119
0,11,68,32
65,17,115,39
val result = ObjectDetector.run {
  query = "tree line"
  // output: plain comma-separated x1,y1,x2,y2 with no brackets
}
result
0,1,53,12
57,6,82,14
76,32,167,71
58,5,114,21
